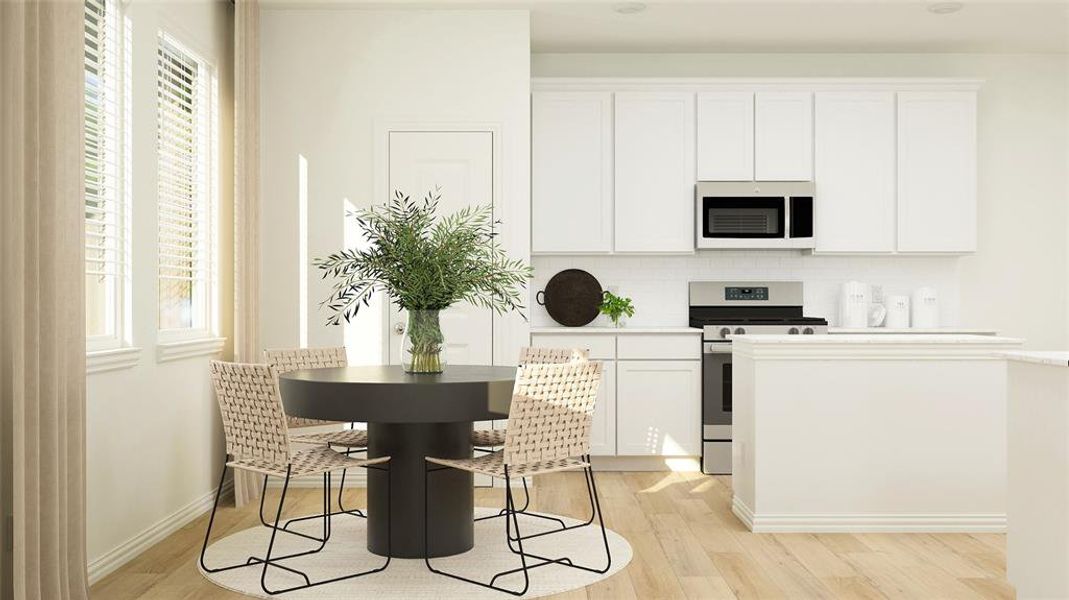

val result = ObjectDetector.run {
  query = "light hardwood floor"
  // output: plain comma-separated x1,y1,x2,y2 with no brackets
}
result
90,472,1012,599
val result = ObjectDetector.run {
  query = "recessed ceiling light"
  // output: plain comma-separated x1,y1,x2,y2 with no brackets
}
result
611,2,647,15
927,2,964,15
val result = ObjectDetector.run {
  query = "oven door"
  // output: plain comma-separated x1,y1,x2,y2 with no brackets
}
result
703,342,732,474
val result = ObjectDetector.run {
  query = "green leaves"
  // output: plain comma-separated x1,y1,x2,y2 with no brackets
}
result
598,291,636,326
313,189,534,326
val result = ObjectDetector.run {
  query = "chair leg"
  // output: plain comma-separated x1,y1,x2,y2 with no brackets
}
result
503,459,613,575
506,466,596,543
280,447,368,533
260,464,391,595
425,464,540,596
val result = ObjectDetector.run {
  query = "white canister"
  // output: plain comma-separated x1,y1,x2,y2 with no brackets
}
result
885,295,911,329
911,287,939,329
839,281,871,329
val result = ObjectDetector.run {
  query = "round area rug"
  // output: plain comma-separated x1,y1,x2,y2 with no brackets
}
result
199,507,632,598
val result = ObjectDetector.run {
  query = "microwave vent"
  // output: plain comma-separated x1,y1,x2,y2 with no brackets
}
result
711,213,775,234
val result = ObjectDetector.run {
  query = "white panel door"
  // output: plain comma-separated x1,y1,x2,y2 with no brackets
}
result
589,361,617,456
814,91,896,253
616,360,701,456
532,92,613,253
897,91,978,252
614,92,696,253
755,92,813,181
697,92,755,181
387,131,494,366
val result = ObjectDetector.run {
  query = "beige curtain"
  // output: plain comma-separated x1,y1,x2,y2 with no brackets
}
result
233,0,263,507
0,1,91,599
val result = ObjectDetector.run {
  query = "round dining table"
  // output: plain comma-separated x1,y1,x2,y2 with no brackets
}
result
278,365,516,558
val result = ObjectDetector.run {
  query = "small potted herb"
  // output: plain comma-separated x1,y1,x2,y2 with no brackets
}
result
599,291,635,328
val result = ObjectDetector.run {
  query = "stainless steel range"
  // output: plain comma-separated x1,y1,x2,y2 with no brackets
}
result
689,281,828,474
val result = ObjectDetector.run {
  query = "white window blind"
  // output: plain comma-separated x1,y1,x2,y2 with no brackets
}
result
84,0,127,346
156,33,216,334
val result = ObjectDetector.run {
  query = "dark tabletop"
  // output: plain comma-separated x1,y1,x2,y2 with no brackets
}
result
278,365,517,424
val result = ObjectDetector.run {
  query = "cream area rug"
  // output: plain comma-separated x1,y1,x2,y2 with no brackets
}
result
199,507,632,598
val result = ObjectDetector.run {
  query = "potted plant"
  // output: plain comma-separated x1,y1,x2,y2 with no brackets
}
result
315,190,532,373
599,291,635,328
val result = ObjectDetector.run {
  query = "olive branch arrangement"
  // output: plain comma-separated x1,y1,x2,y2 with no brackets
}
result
314,189,534,327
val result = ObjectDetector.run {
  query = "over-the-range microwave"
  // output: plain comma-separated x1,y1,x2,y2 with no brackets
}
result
695,181,815,250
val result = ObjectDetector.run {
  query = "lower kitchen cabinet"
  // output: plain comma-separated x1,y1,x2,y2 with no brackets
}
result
616,360,701,456
589,361,617,456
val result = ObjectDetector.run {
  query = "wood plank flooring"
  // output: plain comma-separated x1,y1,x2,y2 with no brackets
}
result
90,472,1012,599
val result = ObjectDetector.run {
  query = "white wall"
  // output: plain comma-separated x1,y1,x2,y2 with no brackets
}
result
259,9,531,365
531,53,1069,348
86,0,233,581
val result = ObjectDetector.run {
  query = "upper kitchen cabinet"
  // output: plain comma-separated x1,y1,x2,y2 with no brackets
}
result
897,91,978,252
814,91,896,253
754,92,813,181
697,92,754,181
532,92,614,253
614,92,696,253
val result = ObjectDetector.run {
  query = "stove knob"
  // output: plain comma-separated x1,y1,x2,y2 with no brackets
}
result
788,327,800,335
802,327,815,335
734,327,747,336
719,327,731,339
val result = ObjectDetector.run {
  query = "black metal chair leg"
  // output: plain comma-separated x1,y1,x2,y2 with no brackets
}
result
506,466,596,544
260,464,391,595
503,460,613,576
424,464,534,596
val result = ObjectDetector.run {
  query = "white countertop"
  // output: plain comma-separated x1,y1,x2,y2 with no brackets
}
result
1002,351,1069,367
733,333,1024,345
829,327,999,335
530,326,700,335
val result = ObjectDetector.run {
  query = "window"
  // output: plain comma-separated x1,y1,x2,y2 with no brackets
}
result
84,0,129,350
156,33,218,339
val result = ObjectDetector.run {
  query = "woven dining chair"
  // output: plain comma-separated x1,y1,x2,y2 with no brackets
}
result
472,347,589,527
201,361,392,595
424,360,611,596
264,347,368,525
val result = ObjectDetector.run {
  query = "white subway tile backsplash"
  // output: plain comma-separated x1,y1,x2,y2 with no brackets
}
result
531,254,961,328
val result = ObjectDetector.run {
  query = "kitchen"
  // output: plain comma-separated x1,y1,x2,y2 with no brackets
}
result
528,75,1027,522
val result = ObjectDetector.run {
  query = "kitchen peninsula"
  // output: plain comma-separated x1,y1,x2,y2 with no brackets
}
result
731,334,1023,533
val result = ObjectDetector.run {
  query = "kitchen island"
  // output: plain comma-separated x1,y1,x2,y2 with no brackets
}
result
1004,351,1069,599
731,334,1023,533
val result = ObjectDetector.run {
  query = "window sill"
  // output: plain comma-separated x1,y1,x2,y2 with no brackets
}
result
156,337,227,363
87,346,142,375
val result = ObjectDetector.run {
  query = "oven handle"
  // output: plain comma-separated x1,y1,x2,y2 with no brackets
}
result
703,342,732,354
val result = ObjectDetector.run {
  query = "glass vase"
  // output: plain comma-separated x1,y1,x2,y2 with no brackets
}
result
402,309,446,374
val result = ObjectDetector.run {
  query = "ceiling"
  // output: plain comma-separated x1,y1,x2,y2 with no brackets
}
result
261,1,1069,54
528,1,1069,53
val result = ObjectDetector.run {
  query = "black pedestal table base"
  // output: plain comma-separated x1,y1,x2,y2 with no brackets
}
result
368,421,473,558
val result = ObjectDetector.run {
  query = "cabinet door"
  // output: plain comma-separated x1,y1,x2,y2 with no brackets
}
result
897,91,977,252
814,91,896,252
616,360,701,456
614,93,696,253
755,92,813,181
697,92,754,181
532,92,613,253
589,361,617,456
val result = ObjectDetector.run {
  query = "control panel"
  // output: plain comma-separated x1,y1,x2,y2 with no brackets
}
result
724,286,769,301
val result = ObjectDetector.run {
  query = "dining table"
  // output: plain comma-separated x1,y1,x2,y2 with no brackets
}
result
278,365,516,558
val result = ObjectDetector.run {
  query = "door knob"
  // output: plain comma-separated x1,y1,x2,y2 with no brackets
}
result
393,322,405,335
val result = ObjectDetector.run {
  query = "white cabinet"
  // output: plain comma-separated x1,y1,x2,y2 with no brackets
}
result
589,361,617,456
697,92,754,181
614,93,695,253
531,92,614,253
814,92,896,253
616,360,701,456
897,91,977,252
755,92,813,181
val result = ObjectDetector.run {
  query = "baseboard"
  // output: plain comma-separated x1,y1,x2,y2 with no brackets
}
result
732,496,1005,533
88,479,233,585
